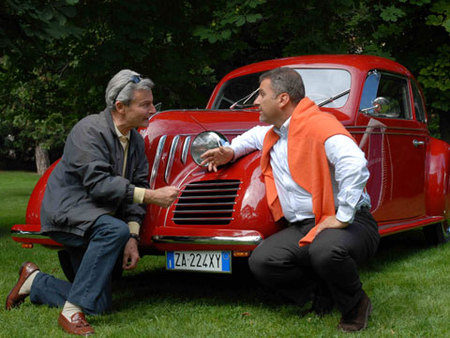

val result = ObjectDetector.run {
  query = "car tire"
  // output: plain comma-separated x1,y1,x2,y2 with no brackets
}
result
423,222,450,245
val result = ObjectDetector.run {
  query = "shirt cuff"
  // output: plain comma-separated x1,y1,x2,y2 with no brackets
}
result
128,221,140,235
229,144,242,162
336,204,356,224
133,187,146,204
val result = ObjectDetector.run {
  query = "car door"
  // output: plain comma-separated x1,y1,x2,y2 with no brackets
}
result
358,70,427,222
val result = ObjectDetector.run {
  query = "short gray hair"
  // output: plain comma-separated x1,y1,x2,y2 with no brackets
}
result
105,69,155,110
259,67,305,104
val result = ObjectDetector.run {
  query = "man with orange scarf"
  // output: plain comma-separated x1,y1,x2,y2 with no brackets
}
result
201,67,379,332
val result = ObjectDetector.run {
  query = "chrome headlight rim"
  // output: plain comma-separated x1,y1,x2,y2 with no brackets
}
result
190,131,229,166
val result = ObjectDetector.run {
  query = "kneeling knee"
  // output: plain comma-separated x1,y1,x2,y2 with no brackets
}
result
248,248,270,278
107,222,130,243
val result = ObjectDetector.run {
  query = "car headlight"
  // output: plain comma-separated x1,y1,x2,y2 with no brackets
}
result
190,131,229,166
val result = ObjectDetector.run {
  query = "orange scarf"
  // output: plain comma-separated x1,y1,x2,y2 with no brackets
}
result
261,97,354,246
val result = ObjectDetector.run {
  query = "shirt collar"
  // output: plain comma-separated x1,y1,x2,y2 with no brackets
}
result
273,117,291,137
113,122,130,141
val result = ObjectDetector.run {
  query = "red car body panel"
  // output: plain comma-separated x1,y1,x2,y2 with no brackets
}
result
11,55,449,257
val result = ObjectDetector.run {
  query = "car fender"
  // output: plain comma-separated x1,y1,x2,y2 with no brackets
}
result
25,160,60,226
146,149,284,251
425,137,450,219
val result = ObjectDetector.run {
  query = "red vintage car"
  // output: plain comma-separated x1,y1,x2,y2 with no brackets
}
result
11,55,450,275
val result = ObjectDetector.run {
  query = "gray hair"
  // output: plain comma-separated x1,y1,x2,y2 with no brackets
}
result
259,67,305,104
105,69,155,110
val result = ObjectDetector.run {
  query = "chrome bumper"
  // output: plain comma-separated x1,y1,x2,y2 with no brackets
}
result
152,235,262,246
12,230,263,246
11,230,49,240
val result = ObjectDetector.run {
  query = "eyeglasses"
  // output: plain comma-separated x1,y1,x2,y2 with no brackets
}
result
113,74,142,103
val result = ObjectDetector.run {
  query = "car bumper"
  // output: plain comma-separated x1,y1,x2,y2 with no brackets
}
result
149,227,263,252
11,225,62,247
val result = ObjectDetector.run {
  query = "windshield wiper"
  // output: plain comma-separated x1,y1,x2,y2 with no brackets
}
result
229,87,350,109
230,88,259,109
318,89,350,107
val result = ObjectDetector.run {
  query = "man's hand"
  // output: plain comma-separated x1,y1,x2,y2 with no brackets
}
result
144,186,179,207
316,216,349,235
200,146,234,172
123,237,140,270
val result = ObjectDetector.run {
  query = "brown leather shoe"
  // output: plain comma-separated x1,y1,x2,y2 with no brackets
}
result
5,261,40,310
58,312,95,336
338,291,372,332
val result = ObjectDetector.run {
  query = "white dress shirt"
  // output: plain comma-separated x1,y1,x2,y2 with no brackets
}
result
230,117,371,223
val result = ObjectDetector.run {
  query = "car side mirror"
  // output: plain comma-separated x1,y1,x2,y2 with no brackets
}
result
360,97,400,118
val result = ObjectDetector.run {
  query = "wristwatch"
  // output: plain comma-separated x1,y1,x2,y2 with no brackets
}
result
129,233,140,242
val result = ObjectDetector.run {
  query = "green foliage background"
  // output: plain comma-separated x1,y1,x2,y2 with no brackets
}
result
0,0,449,168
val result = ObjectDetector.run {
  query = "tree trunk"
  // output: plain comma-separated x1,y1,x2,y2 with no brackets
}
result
35,143,50,175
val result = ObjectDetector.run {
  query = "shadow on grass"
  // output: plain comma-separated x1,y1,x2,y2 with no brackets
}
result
111,258,273,311
111,228,439,313
0,221,21,241
0,225,12,238
362,228,433,273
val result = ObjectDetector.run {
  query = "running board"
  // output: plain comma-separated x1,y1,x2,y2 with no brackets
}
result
378,216,444,236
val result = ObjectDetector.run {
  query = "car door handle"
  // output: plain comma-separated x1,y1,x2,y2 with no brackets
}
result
412,139,425,147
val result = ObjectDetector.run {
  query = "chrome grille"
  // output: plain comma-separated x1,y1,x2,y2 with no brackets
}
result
149,135,167,189
149,134,192,187
173,180,241,225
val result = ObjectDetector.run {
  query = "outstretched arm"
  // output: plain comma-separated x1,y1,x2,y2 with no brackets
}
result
200,146,235,172
200,125,272,172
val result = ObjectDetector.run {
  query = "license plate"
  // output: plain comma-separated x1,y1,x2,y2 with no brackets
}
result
166,251,231,273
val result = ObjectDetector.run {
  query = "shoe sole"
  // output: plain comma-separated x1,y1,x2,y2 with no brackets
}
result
361,300,372,330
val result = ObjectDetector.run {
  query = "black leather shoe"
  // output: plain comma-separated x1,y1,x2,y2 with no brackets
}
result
338,291,372,332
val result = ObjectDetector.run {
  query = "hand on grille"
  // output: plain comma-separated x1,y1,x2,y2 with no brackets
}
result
200,146,234,172
144,186,180,207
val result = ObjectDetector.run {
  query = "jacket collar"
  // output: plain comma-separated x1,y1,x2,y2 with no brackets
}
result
100,108,117,136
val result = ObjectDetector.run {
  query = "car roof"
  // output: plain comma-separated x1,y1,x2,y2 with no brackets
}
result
222,54,412,80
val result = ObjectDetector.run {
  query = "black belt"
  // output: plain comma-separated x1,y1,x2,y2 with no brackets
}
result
288,218,315,228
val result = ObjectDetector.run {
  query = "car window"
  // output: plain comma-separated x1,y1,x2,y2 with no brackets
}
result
296,69,350,108
411,80,426,122
359,70,380,110
213,72,261,109
212,68,351,109
360,70,412,119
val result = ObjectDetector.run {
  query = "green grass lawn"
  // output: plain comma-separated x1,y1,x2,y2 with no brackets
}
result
0,171,449,337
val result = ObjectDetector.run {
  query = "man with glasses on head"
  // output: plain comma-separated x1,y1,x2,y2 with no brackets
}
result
5,69,179,335
201,67,380,332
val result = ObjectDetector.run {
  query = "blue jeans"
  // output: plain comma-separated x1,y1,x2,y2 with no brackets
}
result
30,215,130,315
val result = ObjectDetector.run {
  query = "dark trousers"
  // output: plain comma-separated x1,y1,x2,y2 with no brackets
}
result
30,215,130,315
248,208,380,315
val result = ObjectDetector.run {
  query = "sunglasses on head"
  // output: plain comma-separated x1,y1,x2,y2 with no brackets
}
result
114,74,142,103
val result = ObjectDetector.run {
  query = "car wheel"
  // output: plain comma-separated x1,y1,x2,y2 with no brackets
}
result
423,221,450,245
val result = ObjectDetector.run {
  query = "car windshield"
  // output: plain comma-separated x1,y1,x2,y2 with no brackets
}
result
212,68,351,109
